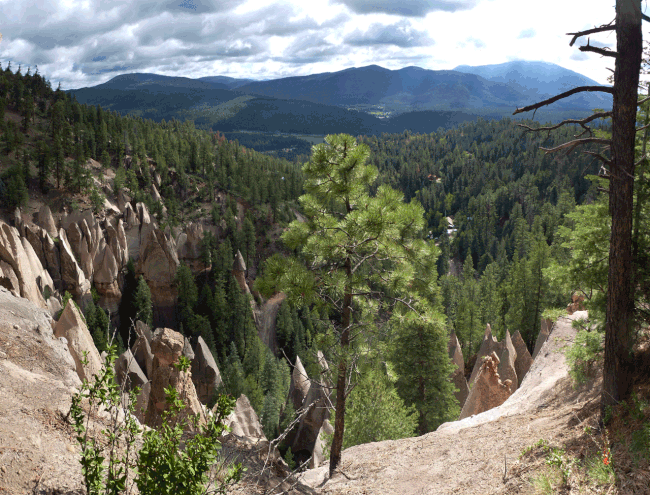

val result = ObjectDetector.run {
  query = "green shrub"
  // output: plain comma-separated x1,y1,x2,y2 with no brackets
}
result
565,328,603,385
70,343,243,495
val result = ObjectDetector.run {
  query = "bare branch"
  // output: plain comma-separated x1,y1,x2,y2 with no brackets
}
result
539,137,611,154
517,111,612,134
513,86,613,115
644,13,650,22
567,24,615,46
637,123,650,133
583,150,612,165
639,96,650,106
579,40,617,58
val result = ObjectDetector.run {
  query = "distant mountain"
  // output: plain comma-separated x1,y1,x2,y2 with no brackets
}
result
234,63,612,112
453,61,612,110
68,63,603,138
196,75,256,89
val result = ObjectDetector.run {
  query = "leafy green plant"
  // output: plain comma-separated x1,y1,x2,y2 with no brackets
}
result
545,447,576,485
586,453,615,485
70,343,243,495
565,328,604,385
520,438,549,458
631,422,650,461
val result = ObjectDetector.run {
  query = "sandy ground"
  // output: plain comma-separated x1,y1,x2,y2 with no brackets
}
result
299,312,594,495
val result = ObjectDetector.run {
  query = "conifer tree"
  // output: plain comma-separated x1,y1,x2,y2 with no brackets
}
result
281,133,448,475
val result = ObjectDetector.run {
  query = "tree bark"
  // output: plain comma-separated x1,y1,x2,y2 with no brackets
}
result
602,0,642,413
329,258,352,476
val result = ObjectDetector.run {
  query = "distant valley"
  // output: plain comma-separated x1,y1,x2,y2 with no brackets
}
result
67,61,611,154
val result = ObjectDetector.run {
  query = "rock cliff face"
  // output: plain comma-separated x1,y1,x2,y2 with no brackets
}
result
0,288,84,494
145,328,204,430
53,301,103,383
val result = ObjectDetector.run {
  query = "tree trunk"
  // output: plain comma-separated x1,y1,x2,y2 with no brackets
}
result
329,259,353,476
602,0,642,413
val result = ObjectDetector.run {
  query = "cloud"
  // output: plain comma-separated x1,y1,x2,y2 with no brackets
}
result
518,28,535,39
333,0,479,16
345,20,433,47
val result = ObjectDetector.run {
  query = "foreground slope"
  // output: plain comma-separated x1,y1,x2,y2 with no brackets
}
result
300,311,594,495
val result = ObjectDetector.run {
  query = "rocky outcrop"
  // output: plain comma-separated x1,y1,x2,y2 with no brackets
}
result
58,229,91,304
468,324,504,386
254,292,286,355
137,227,179,326
132,331,154,379
37,205,58,238
176,222,204,263
0,288,86,494
53,300,102,382
232,250,250,295
448,331,469,409
567,293,586,315
191,336,222,404
497,330,518,393
511,330,533,383
459,352,513,420
93,244,121,313
0,220,47,307
310,419,334,469
115,348,148,391
288,355,311,411
286,379,331,461
532,318,553,359
223,394,266,442
145,328,204,429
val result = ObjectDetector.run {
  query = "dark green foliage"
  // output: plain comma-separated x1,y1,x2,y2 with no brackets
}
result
133,276,153,327
1,164,29,209
84,300,110,354
391,313,460,435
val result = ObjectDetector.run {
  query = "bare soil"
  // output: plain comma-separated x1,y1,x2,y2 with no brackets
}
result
299,312,598,495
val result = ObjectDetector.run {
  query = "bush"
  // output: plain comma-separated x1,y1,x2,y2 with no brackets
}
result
565,328,604,385
70,343,243,495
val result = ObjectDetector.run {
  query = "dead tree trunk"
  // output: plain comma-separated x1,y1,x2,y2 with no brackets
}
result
602,0,642,411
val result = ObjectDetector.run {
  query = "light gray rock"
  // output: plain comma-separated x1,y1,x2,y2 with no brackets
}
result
533,319,553,359
310,419,334,469
58,229,91,302
191,336,222,404
497,330,518,393
53,300,102,383
132,333,154,379
288,355,310,411
0,220,47,307
37,205,58,238
115,349,148,391
511,330,533,383
223,394,266,442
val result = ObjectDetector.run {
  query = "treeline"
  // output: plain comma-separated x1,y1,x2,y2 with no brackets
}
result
0,61,304,226
359,119,609,356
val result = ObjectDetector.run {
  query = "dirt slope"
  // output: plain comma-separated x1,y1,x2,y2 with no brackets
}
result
300,311,596,495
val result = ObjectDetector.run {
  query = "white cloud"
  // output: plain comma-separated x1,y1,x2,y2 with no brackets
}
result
0,0,639,89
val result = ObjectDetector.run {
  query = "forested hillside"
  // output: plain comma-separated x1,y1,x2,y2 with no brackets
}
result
0,58,630,462
359,118,609,355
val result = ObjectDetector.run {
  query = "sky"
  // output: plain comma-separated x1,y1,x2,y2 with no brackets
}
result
0,0,645,90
